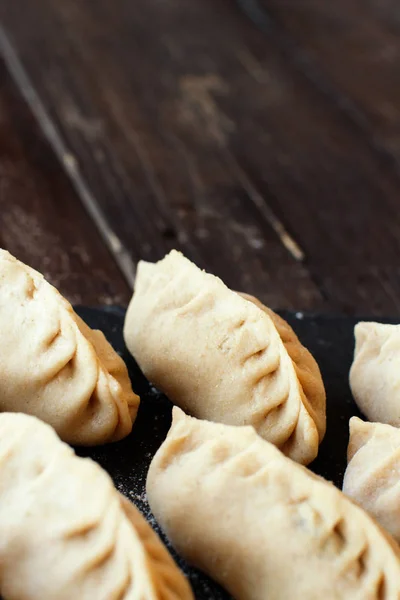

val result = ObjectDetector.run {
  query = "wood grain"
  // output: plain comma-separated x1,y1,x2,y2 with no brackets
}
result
0,59,130,306
0,0,324,312
1,0,400,313
254,0,400,163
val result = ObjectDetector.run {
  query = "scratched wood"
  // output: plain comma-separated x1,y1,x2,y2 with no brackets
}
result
0,59,130,306
253,0,400,162
1,0,400,313
0,0,324,312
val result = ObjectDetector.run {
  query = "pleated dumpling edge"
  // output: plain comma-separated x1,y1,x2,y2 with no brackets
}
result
147,407,400,600
350,321,400,426
343,417,400,544
0,411,193,600
0,249,140,445
124,249,326,465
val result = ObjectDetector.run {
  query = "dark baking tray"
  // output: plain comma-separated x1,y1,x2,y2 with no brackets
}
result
55,308,400,598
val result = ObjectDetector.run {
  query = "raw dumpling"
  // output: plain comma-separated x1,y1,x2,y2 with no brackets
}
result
0,250,139,445
124,250,325,465
240,291,326,437
0,412,193,600
343,417,400,543
350,322,400,425
147,407,400,600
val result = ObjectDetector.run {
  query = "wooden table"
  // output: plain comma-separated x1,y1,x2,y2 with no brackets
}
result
0,0,399,315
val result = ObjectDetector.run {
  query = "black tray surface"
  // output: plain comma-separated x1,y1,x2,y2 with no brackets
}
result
75,307,398,599
14,307,400,599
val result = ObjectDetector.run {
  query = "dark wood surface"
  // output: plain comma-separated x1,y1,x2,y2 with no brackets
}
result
0,0,399,314
0,60,130,305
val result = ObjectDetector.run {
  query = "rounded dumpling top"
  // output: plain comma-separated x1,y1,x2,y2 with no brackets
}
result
0,411,193,600
343,417,400,543
124,250,326,465
350,321,400,426
147,407,400,600
0,249,139,445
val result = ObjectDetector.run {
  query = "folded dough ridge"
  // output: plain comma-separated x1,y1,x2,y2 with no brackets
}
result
350,321,400,427
124,250,325,465
344,417,400,544
0,250,140,445
147,408,400,600
0,412,193,600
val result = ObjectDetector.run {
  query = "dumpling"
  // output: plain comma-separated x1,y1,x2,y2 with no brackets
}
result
350,322,400,425
0,250,139,445
343,417,400,543
147,407,400,600
0,412,193,600
124,250,325,465
240,292,326,437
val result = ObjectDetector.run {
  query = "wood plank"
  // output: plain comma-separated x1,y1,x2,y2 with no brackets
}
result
0,0,324,312
0,58,130,306
2,0,400,314
251,0,400,162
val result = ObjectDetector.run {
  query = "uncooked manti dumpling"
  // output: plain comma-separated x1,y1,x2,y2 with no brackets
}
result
350,322,400,425
0,250,139,445
343,417,400,543
124,250,325,465
147,408,400,600
0,412,193,600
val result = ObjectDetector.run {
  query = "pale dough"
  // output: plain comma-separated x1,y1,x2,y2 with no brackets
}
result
0,412,193,600
124,250,325,464
147,407,400,600
0,249,139,445
350,321,400,426
343,417,400,543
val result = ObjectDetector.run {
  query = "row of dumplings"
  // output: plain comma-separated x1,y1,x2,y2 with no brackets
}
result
0,247,400,599
128,251,400,599
0,249,193,599
345,320,400,545
0,247,328,460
